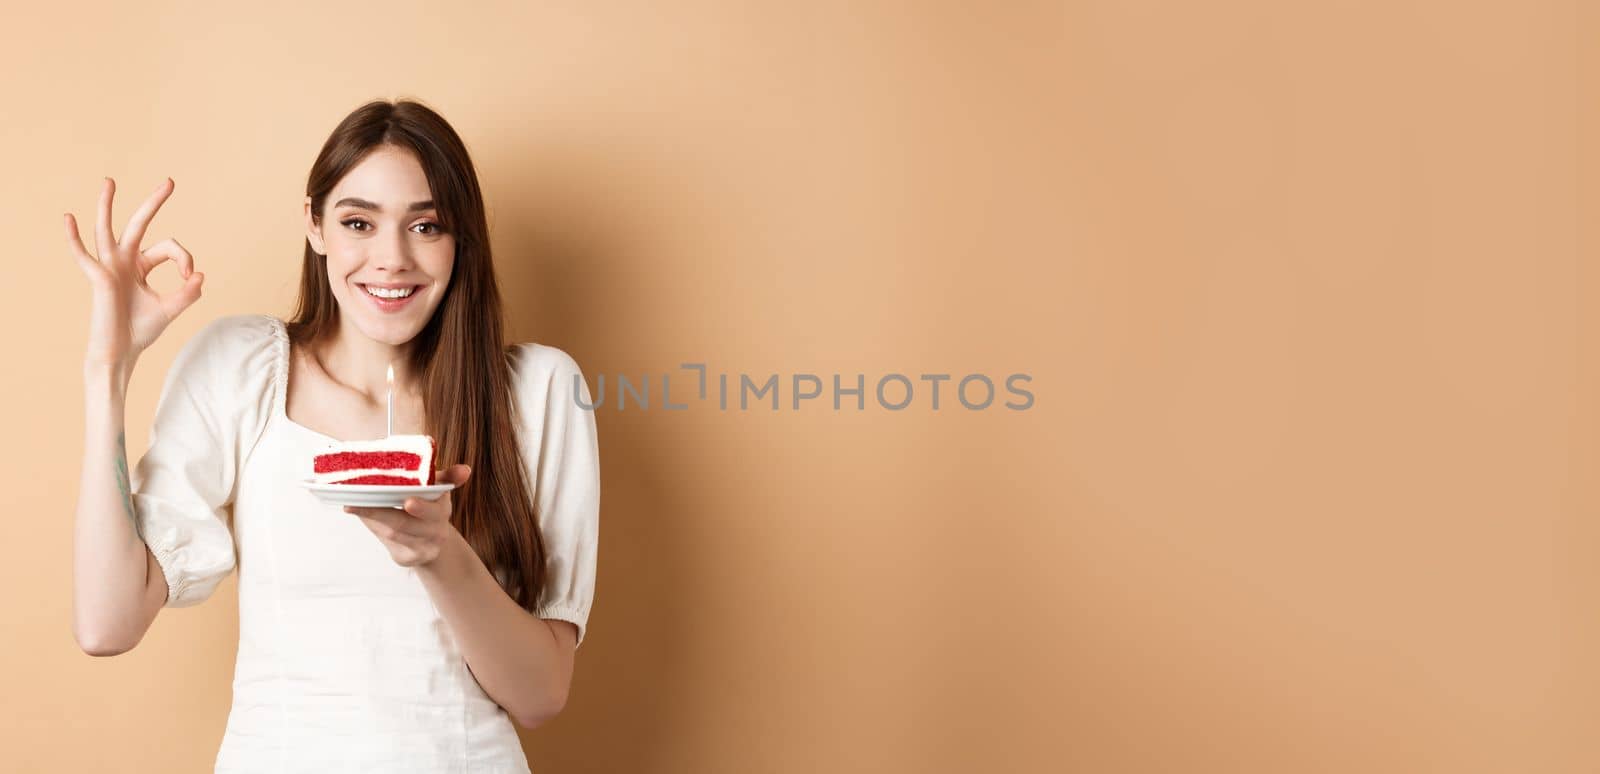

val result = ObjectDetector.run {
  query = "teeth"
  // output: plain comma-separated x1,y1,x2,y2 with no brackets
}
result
364,285,416,299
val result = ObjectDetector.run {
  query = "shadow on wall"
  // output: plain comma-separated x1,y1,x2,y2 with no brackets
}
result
493,156,698,772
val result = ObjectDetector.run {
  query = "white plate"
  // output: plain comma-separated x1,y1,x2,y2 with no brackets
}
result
300,478,456,508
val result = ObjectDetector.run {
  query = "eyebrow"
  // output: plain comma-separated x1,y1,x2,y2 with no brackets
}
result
333,197,435,212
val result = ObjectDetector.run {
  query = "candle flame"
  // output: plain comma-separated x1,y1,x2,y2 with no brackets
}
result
387,363,394,385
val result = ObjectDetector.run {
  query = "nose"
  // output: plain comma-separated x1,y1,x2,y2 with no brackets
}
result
368,229,417,275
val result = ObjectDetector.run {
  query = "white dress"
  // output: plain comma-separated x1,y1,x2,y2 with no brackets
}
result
129,313,601,773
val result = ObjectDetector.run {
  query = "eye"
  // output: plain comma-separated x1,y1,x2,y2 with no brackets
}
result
338,219,443,235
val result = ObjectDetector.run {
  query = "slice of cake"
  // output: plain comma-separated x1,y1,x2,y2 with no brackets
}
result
311,434,437,485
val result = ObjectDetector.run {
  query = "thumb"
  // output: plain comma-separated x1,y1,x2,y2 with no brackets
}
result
450,464,472,485
161,270,204,320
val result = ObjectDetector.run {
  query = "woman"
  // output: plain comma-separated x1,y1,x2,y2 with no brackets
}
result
68,98,599,773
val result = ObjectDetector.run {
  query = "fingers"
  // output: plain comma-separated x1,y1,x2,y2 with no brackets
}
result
344,500,450,567
139,237,194,278
62,213,103,280
137,238,201,320
121,177,174,250
400,491,450,522
345,504,432,535
443,464,472,486
158,271,204,321
96,177,117,259
346,490,450,524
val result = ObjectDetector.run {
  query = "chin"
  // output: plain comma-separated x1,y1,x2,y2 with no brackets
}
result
359,319,427,347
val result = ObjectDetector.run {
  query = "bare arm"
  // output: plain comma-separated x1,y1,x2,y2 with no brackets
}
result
344,467,579,728
417,524,577,728
73,359,169,655
64,176,205,656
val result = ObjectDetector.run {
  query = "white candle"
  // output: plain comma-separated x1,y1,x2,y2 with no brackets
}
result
386,363,394,438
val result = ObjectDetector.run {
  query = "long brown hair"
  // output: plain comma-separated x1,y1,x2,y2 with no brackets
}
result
286,98,546,611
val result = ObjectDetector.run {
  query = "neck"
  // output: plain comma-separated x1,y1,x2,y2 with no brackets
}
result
314,318,421,401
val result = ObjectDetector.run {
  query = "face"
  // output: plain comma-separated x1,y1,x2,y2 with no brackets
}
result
305,145,455,347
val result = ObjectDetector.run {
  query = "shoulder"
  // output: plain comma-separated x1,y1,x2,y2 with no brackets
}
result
166,314,283,401
182,313,282,360
505,342,600,473
506,341,594,411
508,341,584,384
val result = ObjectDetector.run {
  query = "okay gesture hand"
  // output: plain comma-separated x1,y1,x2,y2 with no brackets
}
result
66,176,205,368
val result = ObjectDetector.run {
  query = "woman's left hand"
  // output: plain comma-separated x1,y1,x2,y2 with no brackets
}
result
345,464,472,567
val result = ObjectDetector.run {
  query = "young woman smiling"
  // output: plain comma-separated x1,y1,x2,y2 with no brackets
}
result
68,98,600,773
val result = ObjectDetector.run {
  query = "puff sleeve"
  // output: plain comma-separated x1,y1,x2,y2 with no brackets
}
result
131,314,278,608
511,343,601,649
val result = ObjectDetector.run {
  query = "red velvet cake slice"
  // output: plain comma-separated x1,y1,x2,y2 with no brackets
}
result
311,434,437,485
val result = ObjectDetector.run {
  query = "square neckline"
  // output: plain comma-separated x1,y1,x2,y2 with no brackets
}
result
265,314,359,445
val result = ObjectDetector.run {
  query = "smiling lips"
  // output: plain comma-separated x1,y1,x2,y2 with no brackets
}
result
358,283,422,310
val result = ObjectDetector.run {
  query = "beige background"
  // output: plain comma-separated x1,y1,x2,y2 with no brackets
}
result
2,1,1593,771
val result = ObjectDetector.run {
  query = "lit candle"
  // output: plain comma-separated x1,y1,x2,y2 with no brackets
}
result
386,363,394,438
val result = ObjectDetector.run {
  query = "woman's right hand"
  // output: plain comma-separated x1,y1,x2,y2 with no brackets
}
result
66,177,205,369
